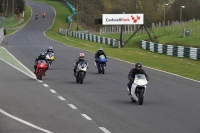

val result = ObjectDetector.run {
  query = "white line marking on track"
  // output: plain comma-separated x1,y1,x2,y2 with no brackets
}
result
37,80,43,82
81,114,92,120
43,84,49,87
68,104,77,109
58,96,65,100
50,89,56,93
0,109,53,133
99,127,111,133
0,36,5,44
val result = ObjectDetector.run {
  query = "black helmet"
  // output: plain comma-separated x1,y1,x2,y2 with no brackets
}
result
40,52,46,58
135,62,142,70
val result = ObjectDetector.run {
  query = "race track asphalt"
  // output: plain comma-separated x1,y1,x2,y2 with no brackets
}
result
1,0,200,133
0,60,103,133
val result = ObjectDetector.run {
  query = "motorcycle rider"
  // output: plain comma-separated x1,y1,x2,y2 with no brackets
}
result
74,53,88,76
34,52,47,75
127,63,149,95
42,12,46,17
45,46,54,54
35,15,38,19
95,47,107,67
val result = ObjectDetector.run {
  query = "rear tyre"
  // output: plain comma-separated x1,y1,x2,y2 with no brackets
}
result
138,92,144,105
79,72,84,84
39,69,43,80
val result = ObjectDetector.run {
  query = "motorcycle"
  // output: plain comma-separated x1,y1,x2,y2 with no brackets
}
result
35,16,38,20
95,55,107,74
127,74,148,105
35,60,47,80
42,14,45,18
45,52,55,68
75,61,88,84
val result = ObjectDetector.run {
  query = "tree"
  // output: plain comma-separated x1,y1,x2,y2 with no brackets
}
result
15,0,25,14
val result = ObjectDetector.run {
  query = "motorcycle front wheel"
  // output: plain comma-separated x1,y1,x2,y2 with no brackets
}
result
138,92,144,105
79,72,84,84
39,69,43,80
101,65,105,74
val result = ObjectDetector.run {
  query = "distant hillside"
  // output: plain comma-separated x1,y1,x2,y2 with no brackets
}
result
64,0,200,30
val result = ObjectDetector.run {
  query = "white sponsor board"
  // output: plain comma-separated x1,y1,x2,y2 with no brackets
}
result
102,14,144,25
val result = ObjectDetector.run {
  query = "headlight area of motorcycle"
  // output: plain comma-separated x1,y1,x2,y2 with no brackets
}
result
50,56,54,60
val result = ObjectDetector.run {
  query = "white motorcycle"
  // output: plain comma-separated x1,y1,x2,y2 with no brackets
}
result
45,52,55,67
127,74,148,105
75,61,88,84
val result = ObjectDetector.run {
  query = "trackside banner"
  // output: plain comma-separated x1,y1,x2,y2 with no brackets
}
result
102,14,144,25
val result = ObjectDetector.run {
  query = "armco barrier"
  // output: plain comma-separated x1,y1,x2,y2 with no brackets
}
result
71,31,119,47
0,28,4,40
59,28,68,36
140,40,200,60
64,2,76,24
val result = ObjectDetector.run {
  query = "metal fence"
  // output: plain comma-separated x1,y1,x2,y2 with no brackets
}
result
0,17,5,28
100,19,197,35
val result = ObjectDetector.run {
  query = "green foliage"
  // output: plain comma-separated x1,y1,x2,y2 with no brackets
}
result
5,4,31,35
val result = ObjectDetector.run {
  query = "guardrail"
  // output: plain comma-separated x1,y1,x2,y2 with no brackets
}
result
59,28,69,36
140,40,200,60
65,2,76,24
0,28,4,40
71,31,119,47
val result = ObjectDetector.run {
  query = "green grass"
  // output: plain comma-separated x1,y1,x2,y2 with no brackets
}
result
100,21,200,48
0,47,34,77
5,5,31,35
6,29,16,35
35,0,200,81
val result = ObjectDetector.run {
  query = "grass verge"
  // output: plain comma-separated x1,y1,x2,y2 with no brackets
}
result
5,5,31,35
99,21,200,48
35,0,200,81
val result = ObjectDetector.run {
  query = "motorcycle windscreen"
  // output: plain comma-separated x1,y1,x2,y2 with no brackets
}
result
134,74,147,86
99,55,107,62
38,60,46,64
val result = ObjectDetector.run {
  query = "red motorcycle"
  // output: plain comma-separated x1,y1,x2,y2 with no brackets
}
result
35,60,47,80
42,13,46,18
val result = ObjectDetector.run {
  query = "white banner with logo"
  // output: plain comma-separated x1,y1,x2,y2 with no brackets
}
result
102,14,144,25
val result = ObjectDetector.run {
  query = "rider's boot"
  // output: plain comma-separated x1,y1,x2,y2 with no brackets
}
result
127,84,131,95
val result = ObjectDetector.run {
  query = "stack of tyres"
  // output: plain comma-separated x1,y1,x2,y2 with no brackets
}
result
183,47,190,58
158,44,163,54
146,42,150,51
162,45,167,54
197,48,200,60
172,46,178,56
154,43,158,53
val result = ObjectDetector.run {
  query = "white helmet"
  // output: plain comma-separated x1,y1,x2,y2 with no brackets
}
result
98,47,103,51
49,46,53,50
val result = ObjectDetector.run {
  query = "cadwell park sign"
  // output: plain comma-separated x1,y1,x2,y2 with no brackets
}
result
102,14,144,25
